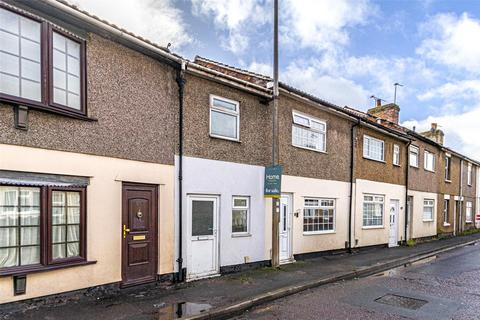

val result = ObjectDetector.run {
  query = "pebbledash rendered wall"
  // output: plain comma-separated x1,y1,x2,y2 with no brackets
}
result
0,144,175,303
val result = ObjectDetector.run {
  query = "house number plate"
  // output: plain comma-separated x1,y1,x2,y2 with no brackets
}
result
133,235,146,241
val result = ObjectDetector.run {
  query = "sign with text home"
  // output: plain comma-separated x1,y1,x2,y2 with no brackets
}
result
264,165,282,198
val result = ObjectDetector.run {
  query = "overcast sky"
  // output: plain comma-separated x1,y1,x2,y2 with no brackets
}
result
72,0,480,159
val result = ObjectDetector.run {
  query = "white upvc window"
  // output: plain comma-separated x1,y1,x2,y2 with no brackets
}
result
443,199,450,225
466,201,473,223
363,135,384,162
423,199,435,221
0,8,42,102
363,194,384,227
303,198,335,233
209,95,240,141
409,146,419,167
393,144,400,166
292,111,326,152
232,196,249,235
424,150,435,172
467,163,472,186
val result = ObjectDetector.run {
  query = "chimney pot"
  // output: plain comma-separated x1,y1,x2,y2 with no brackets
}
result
376,99,382,107
431,123,438,131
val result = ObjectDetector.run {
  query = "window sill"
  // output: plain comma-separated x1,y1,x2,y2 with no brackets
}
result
409,165,419,169
443,223,451,227
445,180,452,183
362,156,385,163
209,134,241,143
423,219,434,223
362,226,384,230
303,230,335,235
466,221,473,224
0,260,96,277
393,164,401,167
232,233,251,238
1,96,97,122
292,144,327,154
424,169,435,173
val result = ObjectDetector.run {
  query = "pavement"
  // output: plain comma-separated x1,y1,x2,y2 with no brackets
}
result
1,232,480,320
235,240,480,320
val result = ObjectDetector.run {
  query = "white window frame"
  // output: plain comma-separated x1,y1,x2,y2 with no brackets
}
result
466,201,473,223
445,155,451,182
467,163,472,186
303,198,336,234
363,135,385,162
423,199,435,222
393,144,400,166
209,94,240,141
409,146,419,168
291,111,327,153
231,196,250,236
362,194,384,228
424,150,435,172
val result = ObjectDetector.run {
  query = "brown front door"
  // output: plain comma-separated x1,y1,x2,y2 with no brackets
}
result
122,183,158,287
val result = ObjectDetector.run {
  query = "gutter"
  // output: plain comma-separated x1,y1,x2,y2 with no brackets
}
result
458,159,464,235
348,119,360,252
175,61,186,282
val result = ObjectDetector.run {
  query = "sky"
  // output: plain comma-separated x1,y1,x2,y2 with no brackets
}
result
72,0,480,159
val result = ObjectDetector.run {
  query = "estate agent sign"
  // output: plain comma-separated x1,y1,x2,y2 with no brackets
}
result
264,165,282,198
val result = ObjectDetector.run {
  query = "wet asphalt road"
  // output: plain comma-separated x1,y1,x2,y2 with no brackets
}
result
235,243,480,320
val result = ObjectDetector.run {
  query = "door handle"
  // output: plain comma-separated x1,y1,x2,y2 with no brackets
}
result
123,224,131,239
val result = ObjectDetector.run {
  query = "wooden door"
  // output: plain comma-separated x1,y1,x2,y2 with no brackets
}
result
121,183,158,287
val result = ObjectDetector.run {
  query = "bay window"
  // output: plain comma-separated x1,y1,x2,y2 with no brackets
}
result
0,185,86,273
0,6,86,116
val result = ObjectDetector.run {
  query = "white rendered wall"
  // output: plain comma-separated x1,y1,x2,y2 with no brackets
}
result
408,190,438,239
178,156,266,268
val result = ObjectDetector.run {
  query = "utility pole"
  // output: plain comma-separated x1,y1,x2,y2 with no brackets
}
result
271,0,280,268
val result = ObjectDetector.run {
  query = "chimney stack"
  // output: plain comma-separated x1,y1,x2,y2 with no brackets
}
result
367,102,400,124
420,122,444,145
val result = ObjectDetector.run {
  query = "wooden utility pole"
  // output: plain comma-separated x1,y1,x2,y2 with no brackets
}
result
271,0,280,268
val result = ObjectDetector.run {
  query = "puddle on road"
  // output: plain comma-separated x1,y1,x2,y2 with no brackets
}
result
371,255,438,278
155,302,212,319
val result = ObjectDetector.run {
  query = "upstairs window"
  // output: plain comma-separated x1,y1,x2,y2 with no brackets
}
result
209,95,239,141
0,7,86,116
467,163,472,186
292,112,326,152
445,155,451,181
363,135,384,162
424,151,435,172
409,146,419,167
393,144,400,166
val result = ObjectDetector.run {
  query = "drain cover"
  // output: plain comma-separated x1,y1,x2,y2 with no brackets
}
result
375,294,428,310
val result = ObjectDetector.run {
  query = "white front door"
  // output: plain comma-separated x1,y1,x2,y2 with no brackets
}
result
187,195,219,280
389,199,399,247
279,194,293,263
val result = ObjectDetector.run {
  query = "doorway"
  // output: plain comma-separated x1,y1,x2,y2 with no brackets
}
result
279,194,293,263
389,199,399,247
187,195,219,280
121,183,158,287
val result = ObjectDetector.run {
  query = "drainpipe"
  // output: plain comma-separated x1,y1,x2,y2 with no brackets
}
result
175,61,186,282
348,119,360,253
404,140,412,244
458,159,464,236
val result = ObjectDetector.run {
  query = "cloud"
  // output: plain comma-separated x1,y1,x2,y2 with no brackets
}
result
418,80,480,102
71,0,192,50
246,61,273,77
402,105,480,159
417,13,480,73
191,0,270,54
282,61,370,108
282,0,375,52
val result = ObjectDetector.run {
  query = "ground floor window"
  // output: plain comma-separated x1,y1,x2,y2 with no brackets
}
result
363,195,384,227
466,201,473,223
303,198,335,233
0,185,86,271
232,196,249,234
443,199,449,224
423,199,435,221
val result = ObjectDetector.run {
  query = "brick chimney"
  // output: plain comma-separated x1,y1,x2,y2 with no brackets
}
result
367,101,400,124
420,123,445,145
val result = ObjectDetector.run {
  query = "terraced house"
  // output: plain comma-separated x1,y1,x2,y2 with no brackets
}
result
1,0,479,307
